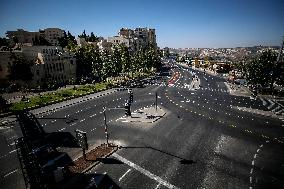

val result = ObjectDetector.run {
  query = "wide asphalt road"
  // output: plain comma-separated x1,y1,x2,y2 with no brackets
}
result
0,62,283,189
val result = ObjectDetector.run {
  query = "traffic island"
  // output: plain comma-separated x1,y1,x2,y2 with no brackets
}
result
57,144,118,189
67,143,117,174
123,106,166,123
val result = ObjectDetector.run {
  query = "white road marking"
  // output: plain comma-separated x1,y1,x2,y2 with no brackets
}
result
3,169,18,178
9,149,17,154
58,127,66,131
119,169,131,182
113,153,179,189
70,123,77,126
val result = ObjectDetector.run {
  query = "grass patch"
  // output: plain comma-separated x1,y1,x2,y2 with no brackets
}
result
9,81,113,112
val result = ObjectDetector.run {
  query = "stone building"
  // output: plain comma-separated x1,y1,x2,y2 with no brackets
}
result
40,28,65,46
0,46,76,88
6,28,65,46
6,29,40,46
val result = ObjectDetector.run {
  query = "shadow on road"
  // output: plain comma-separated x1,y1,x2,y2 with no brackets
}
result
15,110,81,188
96,157,123,164
118,145,196,165
59,172,121,189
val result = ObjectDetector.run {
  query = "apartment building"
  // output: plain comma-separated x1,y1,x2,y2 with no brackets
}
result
6,28,65,46
108,36,130,47
6,29,40,46
116,27,157,52
40,28,65,46
0,46,76,88
97,39,112,52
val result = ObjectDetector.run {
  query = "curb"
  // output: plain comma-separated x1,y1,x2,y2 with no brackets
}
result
127,111,166,123
0,88,121,126
82,145,118,173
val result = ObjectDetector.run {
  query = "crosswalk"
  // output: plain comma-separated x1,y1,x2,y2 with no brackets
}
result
259,97,284,116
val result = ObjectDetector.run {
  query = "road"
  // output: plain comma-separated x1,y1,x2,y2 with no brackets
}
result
0,62,283,189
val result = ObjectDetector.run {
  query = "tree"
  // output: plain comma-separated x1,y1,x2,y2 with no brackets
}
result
101,50,114,80
244,50,277,91
0,96,9,113
78,30,87,39
164,48,170,58
8,54,33,82
0,37,9,47
12,36,19,44
111,45,122,76
89,32,99,42
58,31,68,48
33,36,51,46
120,44,131,74
75,45,94,81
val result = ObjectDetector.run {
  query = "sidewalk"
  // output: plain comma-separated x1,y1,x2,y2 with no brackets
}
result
0,88,122,126
2,85,81,104
224,82,251,97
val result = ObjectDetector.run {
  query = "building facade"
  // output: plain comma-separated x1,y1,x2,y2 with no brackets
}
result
40,28,65,46
0,46,76,88
6,29,40,46
107,36,130,47
97,39,112,52
6,28,65,46
108,27,158,53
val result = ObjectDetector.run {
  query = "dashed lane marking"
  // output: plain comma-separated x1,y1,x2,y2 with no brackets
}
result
118,169,132,182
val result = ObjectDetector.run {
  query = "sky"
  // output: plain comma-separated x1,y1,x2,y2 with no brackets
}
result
0,0,283,48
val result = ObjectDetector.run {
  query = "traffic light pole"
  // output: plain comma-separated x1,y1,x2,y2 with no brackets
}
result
103,107,127,147
155,92,157,112
103,107,109,147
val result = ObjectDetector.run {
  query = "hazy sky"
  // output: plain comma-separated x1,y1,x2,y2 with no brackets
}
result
0,0,283,48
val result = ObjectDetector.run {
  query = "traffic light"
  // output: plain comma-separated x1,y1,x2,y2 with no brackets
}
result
129,92,133,103
128,89,133,103
125,102,131,116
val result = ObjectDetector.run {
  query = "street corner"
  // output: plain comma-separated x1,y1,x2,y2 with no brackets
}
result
56,143,119,188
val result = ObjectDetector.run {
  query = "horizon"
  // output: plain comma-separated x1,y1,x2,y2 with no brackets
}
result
0,0,283,48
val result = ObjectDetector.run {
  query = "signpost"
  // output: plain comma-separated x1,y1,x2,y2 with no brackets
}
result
75,129,88,160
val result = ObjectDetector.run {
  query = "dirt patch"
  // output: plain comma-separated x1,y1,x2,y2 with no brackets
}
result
67,144,116,173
